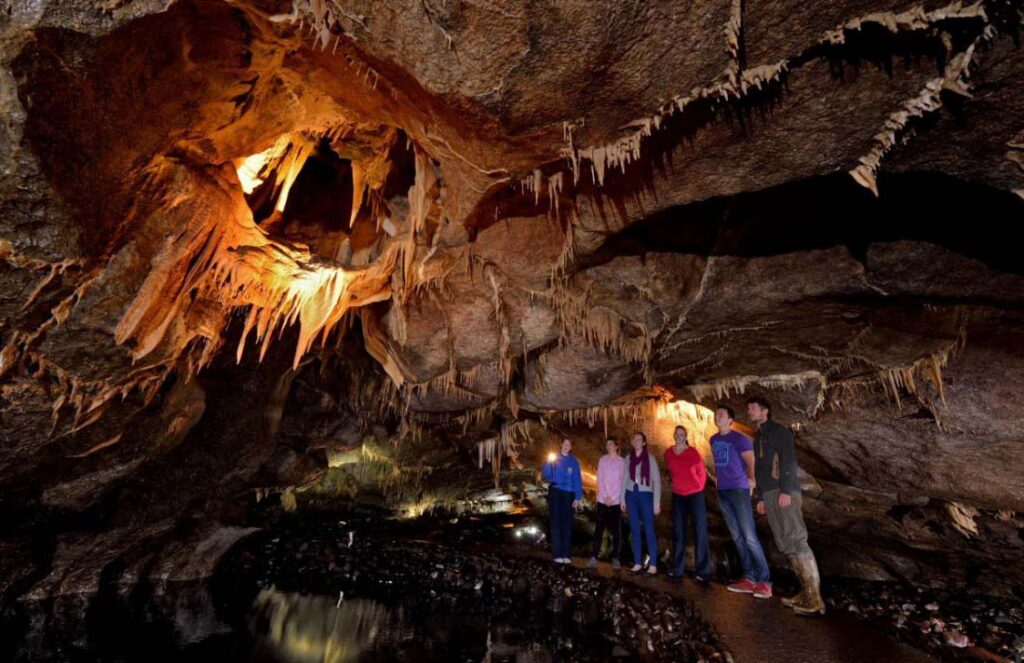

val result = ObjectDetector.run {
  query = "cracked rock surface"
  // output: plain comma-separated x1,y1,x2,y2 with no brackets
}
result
1,0,1024,653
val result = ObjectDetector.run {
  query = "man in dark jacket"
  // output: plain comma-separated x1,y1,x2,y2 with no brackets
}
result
747,396,825,616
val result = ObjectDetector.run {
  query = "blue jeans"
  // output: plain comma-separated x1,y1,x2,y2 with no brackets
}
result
671,491,712,577
548,487,574,559
717,489,771,583
625,487,658,567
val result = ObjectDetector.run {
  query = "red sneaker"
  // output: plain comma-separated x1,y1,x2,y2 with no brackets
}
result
727,579,756,594
752,582,773,599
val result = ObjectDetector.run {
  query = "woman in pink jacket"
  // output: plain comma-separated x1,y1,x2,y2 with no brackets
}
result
588,438,626,569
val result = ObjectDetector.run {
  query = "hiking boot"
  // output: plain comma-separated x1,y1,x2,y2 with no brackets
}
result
791,554,826,616
727,578,757,594
752,582,773,599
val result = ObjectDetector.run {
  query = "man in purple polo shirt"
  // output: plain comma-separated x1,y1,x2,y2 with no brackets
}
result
712,404,772,599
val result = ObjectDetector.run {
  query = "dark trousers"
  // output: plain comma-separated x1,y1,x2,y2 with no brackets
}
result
670,491,712,577
548,487,574,559
591,502,622,559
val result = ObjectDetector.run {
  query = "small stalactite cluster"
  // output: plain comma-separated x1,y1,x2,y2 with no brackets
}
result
827,327,966,428
0,240,176,435
547,274,653,376
549,0,995,197
475,421,526,489
849,9,993,195
687,370,826,406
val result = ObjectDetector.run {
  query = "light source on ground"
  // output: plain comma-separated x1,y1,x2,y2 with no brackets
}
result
514,524,541,539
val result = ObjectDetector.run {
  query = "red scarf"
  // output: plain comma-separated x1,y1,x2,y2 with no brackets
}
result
629,446,650,486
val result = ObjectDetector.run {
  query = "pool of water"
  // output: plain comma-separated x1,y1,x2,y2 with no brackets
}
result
246,588,631,663
5,516,726,662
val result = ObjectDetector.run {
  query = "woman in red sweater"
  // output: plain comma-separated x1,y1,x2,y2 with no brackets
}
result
663,426,712,583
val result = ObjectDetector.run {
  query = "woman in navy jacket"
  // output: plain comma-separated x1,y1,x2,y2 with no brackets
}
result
542,437,583,564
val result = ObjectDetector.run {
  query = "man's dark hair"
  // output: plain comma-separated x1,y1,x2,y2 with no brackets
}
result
715,404,735,420
746,396,772,418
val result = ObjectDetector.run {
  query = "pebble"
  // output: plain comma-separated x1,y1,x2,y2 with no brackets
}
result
944,630,969,648
827,578,1023,660
217,514,733,662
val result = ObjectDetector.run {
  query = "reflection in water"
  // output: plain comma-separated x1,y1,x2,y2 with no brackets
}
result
246,588,619,662
249,589,411,662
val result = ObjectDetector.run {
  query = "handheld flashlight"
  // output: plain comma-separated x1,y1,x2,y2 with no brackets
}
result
547,452,557,463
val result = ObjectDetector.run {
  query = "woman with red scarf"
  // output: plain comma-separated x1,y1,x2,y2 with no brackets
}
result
620,432,662,575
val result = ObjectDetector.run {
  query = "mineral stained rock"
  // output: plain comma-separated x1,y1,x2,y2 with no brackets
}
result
2,0,1024,646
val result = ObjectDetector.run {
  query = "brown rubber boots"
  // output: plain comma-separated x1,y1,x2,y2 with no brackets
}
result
789,553,826,616
781,555,805,608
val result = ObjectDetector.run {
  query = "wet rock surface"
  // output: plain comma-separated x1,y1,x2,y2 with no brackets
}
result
212,516,733,662
826,579,1024,662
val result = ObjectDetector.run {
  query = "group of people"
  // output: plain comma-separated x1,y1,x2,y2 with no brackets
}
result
540,396,826,616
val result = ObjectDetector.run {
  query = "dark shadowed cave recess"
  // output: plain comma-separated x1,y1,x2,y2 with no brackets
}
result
2,0,1024,660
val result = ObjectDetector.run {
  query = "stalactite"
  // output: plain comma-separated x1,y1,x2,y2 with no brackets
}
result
658,346,726,377
37,351,174,437
396,147,438,304
946,501,980,538
531,350,548,394
847,15,990,194
686,370,826,403
547,171,564,215
821,2,987,46
548,275,652,369
483,265,514,387
875,349,951,410
724,0,744,85
561,401,647,429
117,157,396,372
475,420,523,489
457,402,497,434
477,437,496,469
827,327,964,424
555,0,988,191
559,59,792,188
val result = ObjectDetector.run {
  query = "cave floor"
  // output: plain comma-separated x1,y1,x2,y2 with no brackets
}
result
220,512,944,662
520,553,935,663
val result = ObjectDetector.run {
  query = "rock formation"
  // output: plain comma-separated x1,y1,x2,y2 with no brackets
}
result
2,0,1023,648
